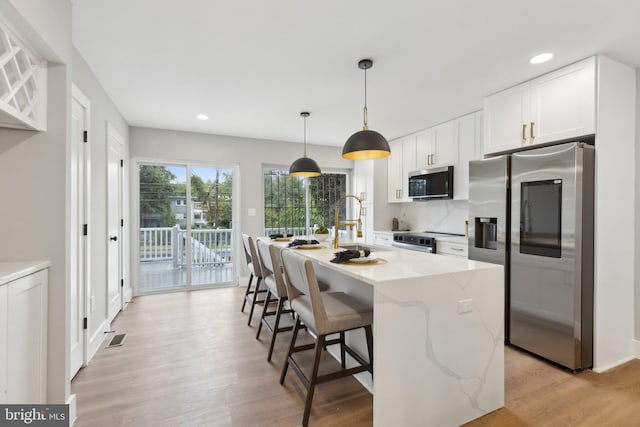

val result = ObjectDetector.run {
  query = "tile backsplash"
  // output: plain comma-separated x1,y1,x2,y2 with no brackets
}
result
399,200,469,235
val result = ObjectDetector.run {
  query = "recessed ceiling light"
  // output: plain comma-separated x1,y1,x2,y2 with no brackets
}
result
530,53,553,64
196,114,209,120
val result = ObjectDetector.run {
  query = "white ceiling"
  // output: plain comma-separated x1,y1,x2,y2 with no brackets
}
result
72,0,640,147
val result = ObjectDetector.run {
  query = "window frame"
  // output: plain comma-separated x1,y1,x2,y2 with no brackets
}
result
261,164,352,237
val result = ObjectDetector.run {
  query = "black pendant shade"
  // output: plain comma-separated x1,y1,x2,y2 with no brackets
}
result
289,156,321,176
289,112,321,177
342,129,391,160
342,59,390,160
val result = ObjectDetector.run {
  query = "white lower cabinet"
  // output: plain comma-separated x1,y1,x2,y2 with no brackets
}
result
372,231,394,247
0,267,48,404
0,284,7,403
437,241,468,258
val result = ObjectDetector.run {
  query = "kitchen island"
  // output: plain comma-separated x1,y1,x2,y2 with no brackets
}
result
267,239,504,426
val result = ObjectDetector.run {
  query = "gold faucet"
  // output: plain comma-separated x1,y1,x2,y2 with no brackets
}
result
333,194,364,249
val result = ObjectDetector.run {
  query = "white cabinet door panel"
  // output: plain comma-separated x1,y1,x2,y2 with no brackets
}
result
0,285,7,403
483,82,529,155
415,128,432,168
455,112,478,200
387,139,404,202
431,120,458,167
7,270,47,403
530,57,596,144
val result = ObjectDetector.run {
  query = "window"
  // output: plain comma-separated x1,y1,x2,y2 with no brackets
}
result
263,168,348,236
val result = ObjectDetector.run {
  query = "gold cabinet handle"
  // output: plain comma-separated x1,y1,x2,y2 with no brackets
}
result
530,121,535,139
522,124,527,141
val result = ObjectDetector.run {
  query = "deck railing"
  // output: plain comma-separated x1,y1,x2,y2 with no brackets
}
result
140,226,232,268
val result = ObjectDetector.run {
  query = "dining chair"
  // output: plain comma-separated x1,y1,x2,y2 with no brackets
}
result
280,249,373,427
241,233,267,326
255,239,295,361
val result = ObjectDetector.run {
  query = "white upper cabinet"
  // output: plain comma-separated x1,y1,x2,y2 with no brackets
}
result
483,82,530,154
430,120,457,168
416,121,457,168
455,111,482,200
388,112,483,202
402,135,417,174
0,22,47,131
415,128,432,168
483,57,596,155
387,136,415,203
529,57,596,144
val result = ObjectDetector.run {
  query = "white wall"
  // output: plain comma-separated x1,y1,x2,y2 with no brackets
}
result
592,56,636,371
635,69,640,348
130,127,352,281
0,0,72,404
72,48,130,356
0,0,71,63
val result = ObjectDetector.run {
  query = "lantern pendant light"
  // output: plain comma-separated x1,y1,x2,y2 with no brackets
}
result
342,59,391,160
289,112,321,177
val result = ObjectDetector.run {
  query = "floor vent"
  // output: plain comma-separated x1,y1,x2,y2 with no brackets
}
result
107,333,127,348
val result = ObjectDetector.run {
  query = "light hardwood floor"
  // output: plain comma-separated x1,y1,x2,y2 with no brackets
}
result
72,287,640,427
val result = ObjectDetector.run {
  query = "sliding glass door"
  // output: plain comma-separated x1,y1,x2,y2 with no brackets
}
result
137,163,235,293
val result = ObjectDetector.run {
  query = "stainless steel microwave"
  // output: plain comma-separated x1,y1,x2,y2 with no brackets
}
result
408,166,454,200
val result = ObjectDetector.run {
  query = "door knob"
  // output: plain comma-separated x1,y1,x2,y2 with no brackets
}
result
110,236,118,241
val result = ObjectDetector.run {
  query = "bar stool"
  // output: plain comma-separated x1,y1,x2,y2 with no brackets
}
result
255,239,294,361
240,233,266,326
280,249,373,427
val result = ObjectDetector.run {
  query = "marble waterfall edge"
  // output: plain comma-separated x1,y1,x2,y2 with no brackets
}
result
373,266,504,427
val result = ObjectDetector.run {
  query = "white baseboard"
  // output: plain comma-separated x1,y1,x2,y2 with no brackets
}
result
593,354,636,373
67,393,77,426
633,339,640,358
87,319,109,362
124,288,133,306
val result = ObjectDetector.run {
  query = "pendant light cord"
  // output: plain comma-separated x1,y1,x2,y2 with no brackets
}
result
363,67,369,130
303,114,307,157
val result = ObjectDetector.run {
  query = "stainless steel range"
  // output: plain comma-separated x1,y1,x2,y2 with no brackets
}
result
392,231,464,253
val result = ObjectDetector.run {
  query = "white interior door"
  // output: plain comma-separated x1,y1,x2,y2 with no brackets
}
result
107,125,123,322
70,87,89,379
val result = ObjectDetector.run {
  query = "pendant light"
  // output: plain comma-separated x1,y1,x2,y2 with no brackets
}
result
289,112,321,177
342,59,391,160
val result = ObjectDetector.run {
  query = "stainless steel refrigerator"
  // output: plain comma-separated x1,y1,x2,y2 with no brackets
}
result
468,142,594,371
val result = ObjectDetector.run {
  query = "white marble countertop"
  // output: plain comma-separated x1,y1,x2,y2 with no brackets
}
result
0,261,51,286
266,239,497,287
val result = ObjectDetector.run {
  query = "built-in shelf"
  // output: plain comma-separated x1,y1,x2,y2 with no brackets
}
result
0,21,47,131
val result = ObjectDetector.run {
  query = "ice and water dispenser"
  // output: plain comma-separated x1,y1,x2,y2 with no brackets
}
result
474,217,497,250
